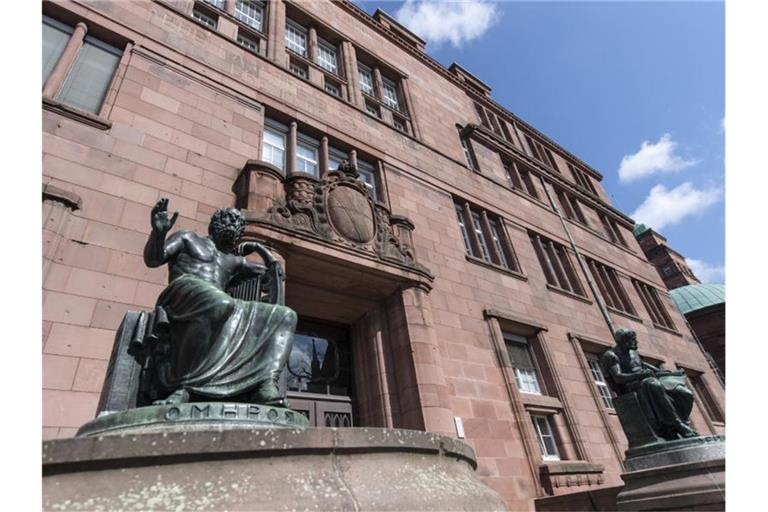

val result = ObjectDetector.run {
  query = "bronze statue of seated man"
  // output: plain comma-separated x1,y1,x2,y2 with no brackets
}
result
601,328,698,441
141,198,296,406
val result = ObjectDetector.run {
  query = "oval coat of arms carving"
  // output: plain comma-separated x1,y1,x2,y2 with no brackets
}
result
327,185,375,243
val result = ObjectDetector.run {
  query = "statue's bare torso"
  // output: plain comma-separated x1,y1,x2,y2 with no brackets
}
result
165,231,253,290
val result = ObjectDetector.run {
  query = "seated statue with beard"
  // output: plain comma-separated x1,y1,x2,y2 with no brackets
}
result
142,198,296,406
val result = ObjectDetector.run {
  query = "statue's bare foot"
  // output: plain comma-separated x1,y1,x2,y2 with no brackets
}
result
153,389,190,405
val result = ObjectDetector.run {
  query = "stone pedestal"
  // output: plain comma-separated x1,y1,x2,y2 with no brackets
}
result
616,435,725,511
43,427,507,511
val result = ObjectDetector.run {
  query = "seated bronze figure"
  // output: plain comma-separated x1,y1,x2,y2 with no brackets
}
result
139,198,296,406
601,328,697,443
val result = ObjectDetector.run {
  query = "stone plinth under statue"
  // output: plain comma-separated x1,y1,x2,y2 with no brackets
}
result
43,427,506,511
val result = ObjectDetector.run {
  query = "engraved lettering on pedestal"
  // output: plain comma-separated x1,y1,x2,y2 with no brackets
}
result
222,404,239,419
191,404,211,419
165,407,181,420
248,405,261,420
267,408,279,421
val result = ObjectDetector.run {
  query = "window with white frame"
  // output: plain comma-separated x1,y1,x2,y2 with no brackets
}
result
192,6,218,28
204,0,226,10
234,1,264,31
289,60,308,79
358,63,374,96
262,121,287,170
587,355,614,409
324,81,341,97
504,333,542,394
328,147,348,172
285,20,307,56
237,31,259,53
531,415,560,460
43,16,73,83
57,36,122,114
381,77,400,111
317,39,338,74
296,135,319,176
357,160,377,200
393,117,406,133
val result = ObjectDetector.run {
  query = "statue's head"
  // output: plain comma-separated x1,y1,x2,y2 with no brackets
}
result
614,328,638,350
209,207,245,252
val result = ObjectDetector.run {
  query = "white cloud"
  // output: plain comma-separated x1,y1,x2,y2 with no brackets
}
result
618,133,697,183
395,0,497,48
685,258,725,284
630,182,722,231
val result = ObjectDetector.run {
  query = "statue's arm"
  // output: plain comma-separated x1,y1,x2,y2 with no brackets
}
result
604,352,651,385
143,198,184,268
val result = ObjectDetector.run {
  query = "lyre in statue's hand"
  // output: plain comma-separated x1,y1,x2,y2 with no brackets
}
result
151,198,179,233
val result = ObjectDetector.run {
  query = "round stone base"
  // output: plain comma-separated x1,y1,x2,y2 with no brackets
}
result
43,427,506,511
76,402,308,436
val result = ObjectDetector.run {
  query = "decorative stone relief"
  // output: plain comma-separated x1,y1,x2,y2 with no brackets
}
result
234,160,430,277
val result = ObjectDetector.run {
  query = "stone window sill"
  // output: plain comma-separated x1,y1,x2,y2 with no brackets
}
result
43,96,112,130
466,254,527,281
546,284,592,304
607,306,644,324
521,393,563,412
651,322,682,337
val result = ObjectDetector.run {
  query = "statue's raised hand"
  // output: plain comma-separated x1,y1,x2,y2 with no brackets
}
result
151,198,179,233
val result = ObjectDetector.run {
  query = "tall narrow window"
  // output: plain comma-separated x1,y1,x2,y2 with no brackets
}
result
262,121,287,171
328,147,347,172
458,129,477,170
489,219,510,268
529,232,584,296
586,258,635,315
358,63,374,96
686,372,724,423
381,77,401,111
505,334,542,394
633,280,676,330
531,415,560,460
57,36,122,114
317,39,338,74
554,186,588,226
587,355,614,409
357,160,378,200
515,161,540,199
234,1,264,31
470,211,492,262
296,134,319,176
285,20,307,56
42,16,72,83
569,163,598,195
455,203,474,256
599,213,627,247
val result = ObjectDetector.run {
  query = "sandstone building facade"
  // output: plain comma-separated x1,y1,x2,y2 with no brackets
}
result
42,1,726,509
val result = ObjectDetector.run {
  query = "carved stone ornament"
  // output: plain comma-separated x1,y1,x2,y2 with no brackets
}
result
235,161,430,277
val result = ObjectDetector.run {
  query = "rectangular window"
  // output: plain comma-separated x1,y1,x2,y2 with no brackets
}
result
357,160,378,200
381,77,400,111
553,186,588,226
599,214,627,247
205,0,226,9
289,60,308,79
328,147,348,172
508,160,539,199
633,280,676,330
458,129,477,170
317,39,338,74
531,415,560,460
455,201,519,271
529,232,584,295
586,258,635,315
505,333,542,394
569,163,598,195
234,1,264,31
42,16,73,83
192,7,218,28
237,31,259,53
358,63,374,96
393,116,407,133
285,20,307,56
262,122,286,170
687,372,724,423
296,135,319,176
57,36,122,114
324,80,341,97
365,101,380,118
587,355,614,409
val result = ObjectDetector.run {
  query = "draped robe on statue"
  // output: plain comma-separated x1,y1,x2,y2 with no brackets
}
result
151,273,296,398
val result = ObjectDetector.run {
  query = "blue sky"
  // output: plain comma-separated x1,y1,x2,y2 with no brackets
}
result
357,0,724,283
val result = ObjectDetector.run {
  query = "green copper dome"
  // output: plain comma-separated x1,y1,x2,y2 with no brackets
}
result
633,223,650,237
670,283,725,315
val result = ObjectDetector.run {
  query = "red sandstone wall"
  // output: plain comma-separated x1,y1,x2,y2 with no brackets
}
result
42,1,725,509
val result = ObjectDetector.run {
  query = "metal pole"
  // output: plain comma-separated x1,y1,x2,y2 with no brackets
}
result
538,175,616,335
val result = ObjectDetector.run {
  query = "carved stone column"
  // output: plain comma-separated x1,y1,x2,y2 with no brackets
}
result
287,121,297,175
319,136,329,177
266,0,286,63
341,41,362,107
43,22,87,99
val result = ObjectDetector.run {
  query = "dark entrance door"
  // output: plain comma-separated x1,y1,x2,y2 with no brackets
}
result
285,319,354,427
